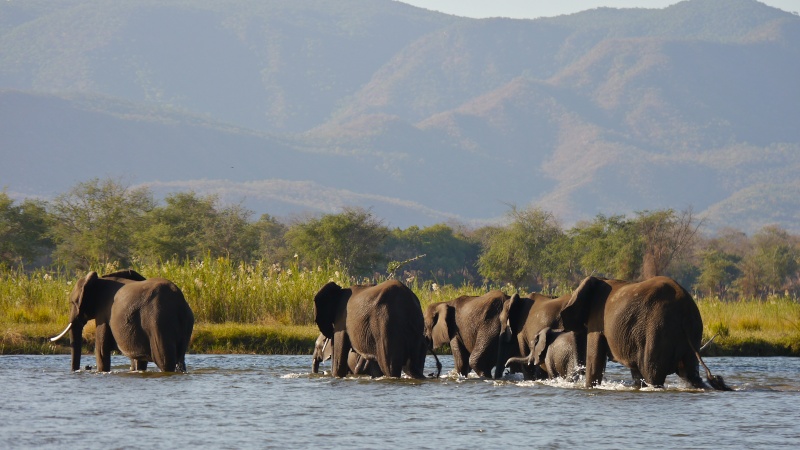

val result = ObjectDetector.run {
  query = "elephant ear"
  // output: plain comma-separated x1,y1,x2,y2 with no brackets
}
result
532,328,551,366
431,303,453,348
72,271,99,320
314,282,344,339
505,293,523,335
560,276,604,332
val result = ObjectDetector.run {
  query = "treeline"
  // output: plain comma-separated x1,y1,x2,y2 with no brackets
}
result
2,178,799,299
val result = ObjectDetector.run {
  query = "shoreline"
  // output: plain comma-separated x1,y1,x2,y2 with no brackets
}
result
2,323,798,357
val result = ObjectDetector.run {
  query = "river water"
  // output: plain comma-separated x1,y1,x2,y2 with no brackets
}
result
1,354,798,449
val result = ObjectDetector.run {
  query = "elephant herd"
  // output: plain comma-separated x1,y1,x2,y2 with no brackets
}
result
312,276,731,391
51,270,731,390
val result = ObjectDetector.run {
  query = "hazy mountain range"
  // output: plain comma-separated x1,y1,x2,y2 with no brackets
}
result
2,0,799,233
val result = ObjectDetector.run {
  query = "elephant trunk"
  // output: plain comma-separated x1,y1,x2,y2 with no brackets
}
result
505,344,535,369
69,324,84,372
312,357,321,374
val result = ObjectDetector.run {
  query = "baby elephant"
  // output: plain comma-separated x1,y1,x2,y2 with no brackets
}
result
506,328,585,381
311,334,382,377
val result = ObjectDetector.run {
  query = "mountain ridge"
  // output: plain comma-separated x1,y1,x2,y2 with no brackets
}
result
1,0,799,232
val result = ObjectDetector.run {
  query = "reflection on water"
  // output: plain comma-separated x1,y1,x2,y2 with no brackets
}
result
1,355,799,448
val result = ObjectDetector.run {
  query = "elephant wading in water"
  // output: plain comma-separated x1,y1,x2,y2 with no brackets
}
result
314,280,440,379
424,290,507,379
506,328,585,381
498,292,575,380
311,333,382,376
558,276,731,390
51,270,194,373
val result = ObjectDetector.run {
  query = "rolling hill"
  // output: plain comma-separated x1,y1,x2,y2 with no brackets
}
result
1,0,799,232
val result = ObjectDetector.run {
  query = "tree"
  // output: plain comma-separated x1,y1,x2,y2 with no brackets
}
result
0,191,53,267
50,178,155,269
478,206,563,289
382,223,481,284
570,214,641,280
251,213,290,264
135,192,258,262
737,225,799,297
696,249,741,299
285,207,388,276
636,208,702,279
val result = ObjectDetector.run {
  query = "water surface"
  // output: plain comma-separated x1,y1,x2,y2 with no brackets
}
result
1,355,798,448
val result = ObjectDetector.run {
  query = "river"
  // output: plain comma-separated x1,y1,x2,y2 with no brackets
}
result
1,355,798,448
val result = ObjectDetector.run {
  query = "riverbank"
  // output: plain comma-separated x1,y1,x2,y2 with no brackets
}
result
2,321,799,357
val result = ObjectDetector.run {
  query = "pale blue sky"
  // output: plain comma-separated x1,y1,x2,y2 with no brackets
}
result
397,0,800,19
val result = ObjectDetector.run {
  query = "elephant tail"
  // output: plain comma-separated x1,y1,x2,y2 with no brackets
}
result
686,331,732,391
428,344,442,378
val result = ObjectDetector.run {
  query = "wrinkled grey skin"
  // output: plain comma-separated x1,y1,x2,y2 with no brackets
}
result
311,333,382,376
506,328,585,381
314,280,437,379
558,276,730,390
498,292,573,380
424,290,507,379
52,270,194,373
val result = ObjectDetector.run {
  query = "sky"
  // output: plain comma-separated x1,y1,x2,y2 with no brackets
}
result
396,0,800,19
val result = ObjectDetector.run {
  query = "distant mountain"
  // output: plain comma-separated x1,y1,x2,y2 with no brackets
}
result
1,0,799,232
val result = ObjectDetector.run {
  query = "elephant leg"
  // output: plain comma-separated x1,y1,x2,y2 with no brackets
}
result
402,341,427,380
95,323,115,372
468,335,498,378
450,339,471,377
678,355,705,389
641,339,668,388
331,331,351,378
630,367,647,388
131,359,148,371
584,331,608,388
151,334,178,372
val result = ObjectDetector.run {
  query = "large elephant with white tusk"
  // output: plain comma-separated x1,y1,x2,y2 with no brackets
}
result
51,270,194,373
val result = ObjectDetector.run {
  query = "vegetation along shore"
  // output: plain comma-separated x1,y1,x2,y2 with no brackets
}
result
1,261,798,357
2,179,799,357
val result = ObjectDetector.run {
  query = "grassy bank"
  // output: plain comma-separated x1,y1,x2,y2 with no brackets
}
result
1,262,799,356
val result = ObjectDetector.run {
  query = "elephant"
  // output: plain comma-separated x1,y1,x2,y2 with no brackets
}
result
50,270,194,373
558,275,731,390
311,333,382,376
506,327,585,381
314,280,440,379
423,290,508,379
498,292,575,380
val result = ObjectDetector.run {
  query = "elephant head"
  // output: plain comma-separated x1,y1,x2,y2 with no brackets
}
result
423,302,456,351
313,282,351,339
559,276,611,333
530,327,552,367
50,271,102,371
499,293,524,344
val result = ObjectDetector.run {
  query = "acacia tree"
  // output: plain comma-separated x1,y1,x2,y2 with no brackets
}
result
251,213,290,264
285,207,388,276
382,223,481,284
134,192,257,262
696,249,741,299
478,206,563,289
0,191,53,267
49,178,155,269
737,225,799,297
569,214,642,280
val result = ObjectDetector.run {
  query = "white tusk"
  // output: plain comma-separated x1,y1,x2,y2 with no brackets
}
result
321,338,329,354
50,323,72,342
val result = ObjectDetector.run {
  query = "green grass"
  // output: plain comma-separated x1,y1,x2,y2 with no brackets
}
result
697,296,800,356
1,262,799,355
